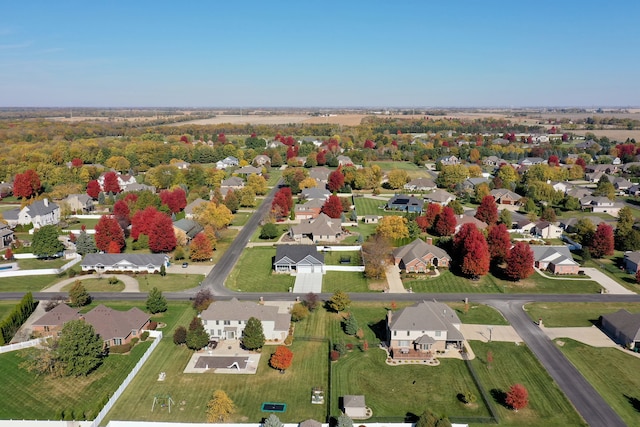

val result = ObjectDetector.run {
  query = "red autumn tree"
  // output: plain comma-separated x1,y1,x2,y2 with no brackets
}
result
316,150,326,166
422,203,442,231
190,233,213,261
433,206,457,236
4,247,13,260
113,200,131,226
487,224,511,264
636,269,640,284
269,345,294,372
102,171,121,194
321,195,343,219
475,195,498,226
547,155,560,167
505,241,535,281
328,167,345,192
454,223,490,278
286,145,298,160
271,188,293,219
217,133,226,143
588,223,614,258
13,169,41,199
148,212,176,253
71,157,84,168
160,188,187,214
364,139,376,149
505,384,529,411
575,157,586,171
107,240,121,254
130,206,160,240
86,180,101,199
94,215,125,252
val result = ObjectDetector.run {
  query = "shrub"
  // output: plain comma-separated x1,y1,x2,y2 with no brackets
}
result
334,342,347,356
140,331,149,341
148,321,158,330
284,334,294,345
330,350,340,361
130,337,139,346
108,276,119,285
110,343,133,353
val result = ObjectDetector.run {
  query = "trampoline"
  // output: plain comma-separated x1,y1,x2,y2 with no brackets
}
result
261,402,287,412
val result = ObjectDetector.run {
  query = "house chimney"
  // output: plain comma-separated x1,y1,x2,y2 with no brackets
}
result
426,237,433,245
43,198,49,207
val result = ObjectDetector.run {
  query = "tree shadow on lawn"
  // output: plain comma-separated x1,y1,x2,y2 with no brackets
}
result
624,394,640,412
490,388,508,408
367,319,388,343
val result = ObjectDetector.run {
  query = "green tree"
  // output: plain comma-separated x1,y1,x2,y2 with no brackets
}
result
68,281,91,307
290,303,310,322
260,222,280,239
615,206,640,251
173,326,187,345
186,317,209,350
241,317,265,350
499,209,512,227
435,165,468,189
447,199,464,215
75,229,97,255
593,175,616,200
327,290,351,312
31,225,65,258
344,312,359,335
416,410,439,427
206,390,235,422
57,319,104,376
146,287,167,314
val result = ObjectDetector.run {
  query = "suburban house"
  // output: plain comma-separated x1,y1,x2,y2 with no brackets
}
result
519,157,546,166
184,198,208,219
31,303,80,336
386,194,424,213
81,253,168,274
289,213,343,243
216,156,239,169
252,154,271,167
387,301,464,359
200,298,291,342
83,304,151,347
123,183,156,193
483,155,503,167
171,160,190,170
97,172,137,191
363,215,381,224
337,155,353,166
0,223,15,249
393,238,451,272
623,251,640,274
461,177,490,192
300,187,330,201
294,198,324,220
342,395,367,419
565,186,592,199
32,303,150,347
2,198,61,228
580,196,622,216
576,139,600,151
600,310,640,350
455,215,487,234
489,189,522,205
560,216,605,233
437,155,460,166
235,165,262,176
221,176,245,190
533,221,563,239
173,218,204,243
628,184,640,197
309,167,331,184
424,189,455,206
404,177,436,192
61,194,95,213
530,245,580,275
274,245,325,274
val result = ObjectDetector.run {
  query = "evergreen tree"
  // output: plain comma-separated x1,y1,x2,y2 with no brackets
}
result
186,317,209,350
68,281,91,307
241,317,266,350
146,287,167,313
344,312,359,335
263,414,283,427
173,326,187,345
75,229,97,255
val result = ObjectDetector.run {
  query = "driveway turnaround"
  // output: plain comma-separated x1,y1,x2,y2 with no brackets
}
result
292,272,323,293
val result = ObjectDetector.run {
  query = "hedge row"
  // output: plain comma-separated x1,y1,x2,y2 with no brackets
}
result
0,292,38,345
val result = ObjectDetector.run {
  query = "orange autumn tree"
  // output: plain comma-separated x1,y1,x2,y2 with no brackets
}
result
269,345,293,372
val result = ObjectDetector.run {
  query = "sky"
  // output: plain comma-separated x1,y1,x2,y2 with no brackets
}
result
1,0,639,108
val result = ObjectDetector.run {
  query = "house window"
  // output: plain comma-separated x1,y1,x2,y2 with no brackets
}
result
132,329,137,336
216,320,219,325
435,331,441,337
393,331,397,337
114,338,122,345
224,320,230,325
44,326,50,332
407,331,410,336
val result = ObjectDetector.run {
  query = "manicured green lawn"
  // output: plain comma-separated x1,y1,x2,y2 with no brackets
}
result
447,302,509,325
0,341,152,421
138,273,205,292
323,251,361,266
557,338,640,427
353,197,397,216
211,228,239,263
323,271,370,293
64,218,100,230
226,247,294,292
469,341,587,427
231,211,252,226
266,169,283,187
104,340,328,423
405,270,602,294
0,275,59,292
524,302,640,327
0,257,68,270
250,224,288,243
341,222,378,242
370,161,428,179
0,301,19,321
60,277,125,292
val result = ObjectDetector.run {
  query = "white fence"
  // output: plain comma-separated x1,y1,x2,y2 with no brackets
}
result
0,337,48,354
0,254,81,278
324,266,365,272
317,245,362,251
90,330,163,427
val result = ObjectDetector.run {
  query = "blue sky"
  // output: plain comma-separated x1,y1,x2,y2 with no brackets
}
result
1,1,638,107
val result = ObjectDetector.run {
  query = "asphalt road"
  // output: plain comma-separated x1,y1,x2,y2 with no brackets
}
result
201,178,283,295
492,300,627,427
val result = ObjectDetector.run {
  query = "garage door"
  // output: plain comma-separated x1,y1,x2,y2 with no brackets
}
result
298,265,313,273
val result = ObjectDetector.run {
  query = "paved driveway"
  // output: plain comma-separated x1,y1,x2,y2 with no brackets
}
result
293,272,323,293
385,264,407,293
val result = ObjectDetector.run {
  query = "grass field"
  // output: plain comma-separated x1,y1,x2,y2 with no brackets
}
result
353,197,397,217
60,277,125,292
250,224,288,243
0,301,19,321
65,218,100,230
469,341,587,427
557,339,640,426
322,271,370,293
137,273,205,292
404,270,602,294
266,169,283,187
0,275,59,292
323,251,361,266
231,211,252,226
226,247,294,292
0,257,68,270
370,161,429,179
524,302,640,327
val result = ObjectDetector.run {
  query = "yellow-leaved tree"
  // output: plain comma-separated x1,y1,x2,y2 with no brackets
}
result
376,216,408,240
194,202,233,231
206,390,235,422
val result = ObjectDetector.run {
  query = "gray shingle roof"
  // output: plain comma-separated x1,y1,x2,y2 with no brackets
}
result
389,301,461,333
200,298,290,330
81,253,167,268
291,213,342,237
275,245,324,265
83,304,149,341
26,199,59,216
602,310,640,342
32,303,79,327
393,239,451,266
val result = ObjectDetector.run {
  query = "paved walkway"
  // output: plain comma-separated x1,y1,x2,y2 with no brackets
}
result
292,272,323,293
384,264,407,293
535,267,634,295
42,274,141,292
